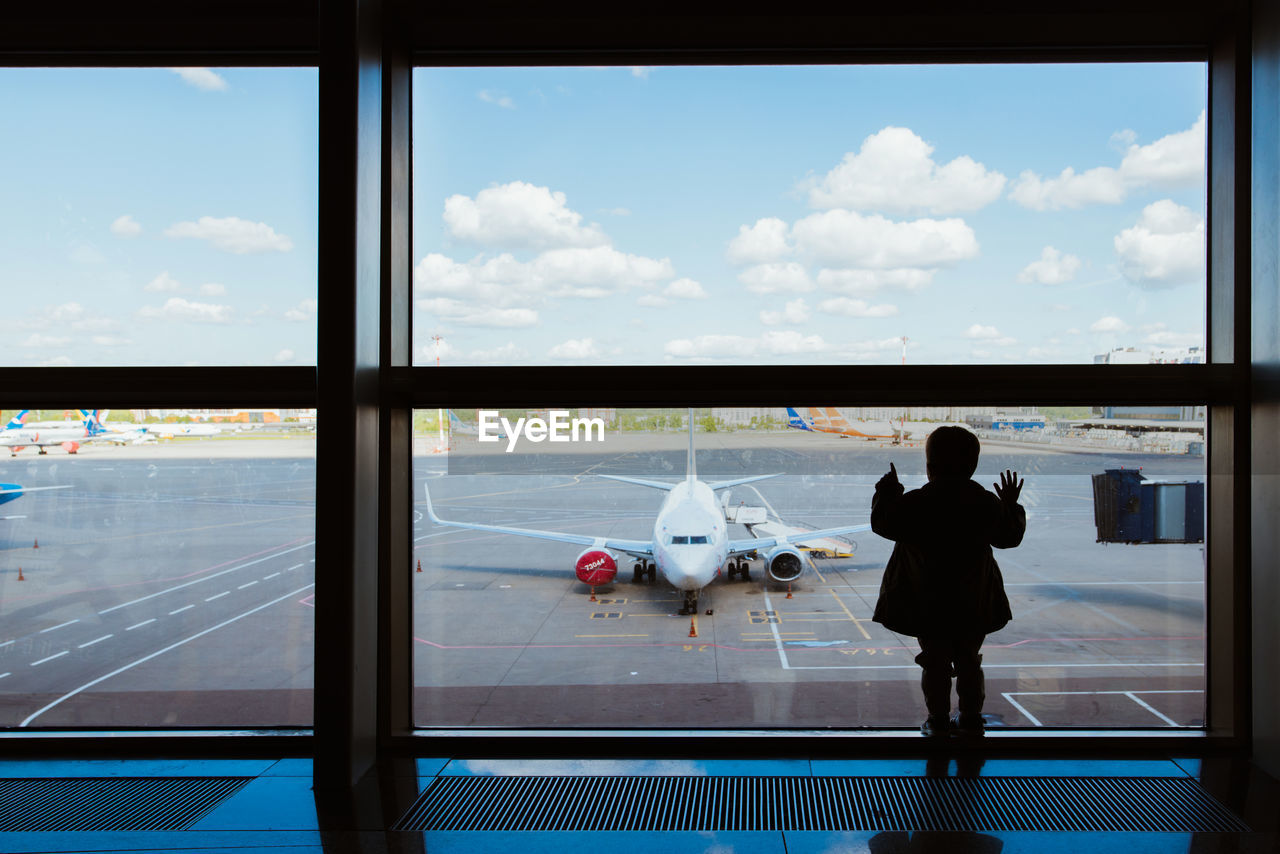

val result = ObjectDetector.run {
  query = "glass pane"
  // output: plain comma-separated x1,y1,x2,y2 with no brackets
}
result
0,68,318,366
412,64,1206,366
413,406,1204,729
0,408,316,727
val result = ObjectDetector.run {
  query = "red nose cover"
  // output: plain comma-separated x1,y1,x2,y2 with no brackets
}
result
575,550,617,585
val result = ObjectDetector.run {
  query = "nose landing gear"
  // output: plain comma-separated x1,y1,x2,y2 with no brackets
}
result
678,590,699,616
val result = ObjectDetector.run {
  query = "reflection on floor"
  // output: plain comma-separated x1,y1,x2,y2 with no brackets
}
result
0,755,1276,853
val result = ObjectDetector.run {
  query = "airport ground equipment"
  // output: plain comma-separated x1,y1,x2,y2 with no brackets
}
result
1092,468,1204,544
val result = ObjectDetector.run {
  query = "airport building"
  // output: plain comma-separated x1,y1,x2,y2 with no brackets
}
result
4,1,1280,850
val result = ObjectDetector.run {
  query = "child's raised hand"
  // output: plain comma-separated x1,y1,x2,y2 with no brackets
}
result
877,461,903,494
995,469,1023,504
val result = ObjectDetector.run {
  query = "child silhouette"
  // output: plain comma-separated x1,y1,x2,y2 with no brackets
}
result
871,426,1024,737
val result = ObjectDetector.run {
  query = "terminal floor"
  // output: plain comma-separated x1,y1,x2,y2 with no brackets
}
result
0,754,1277,853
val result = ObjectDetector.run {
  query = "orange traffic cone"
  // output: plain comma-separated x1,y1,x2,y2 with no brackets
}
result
17,567,24,581
32,539,38,549
416,560,422,573
589,587,597,602
786,583,793,600
688,617,697,638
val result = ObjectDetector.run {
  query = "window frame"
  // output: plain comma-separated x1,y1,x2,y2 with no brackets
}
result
0,0,1252,776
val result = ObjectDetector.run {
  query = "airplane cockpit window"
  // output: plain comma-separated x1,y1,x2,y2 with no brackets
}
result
671,535,690,544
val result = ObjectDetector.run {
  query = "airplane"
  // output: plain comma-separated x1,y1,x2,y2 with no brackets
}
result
786,406,908,441
0,482,72,520
423,409,871,617
0,410,98,456
79,410,154,446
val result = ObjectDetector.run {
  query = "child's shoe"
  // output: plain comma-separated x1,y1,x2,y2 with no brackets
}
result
920,715,951,737
950,712,985,736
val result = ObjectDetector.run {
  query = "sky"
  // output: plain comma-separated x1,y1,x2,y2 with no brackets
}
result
0,67,318,366
412,63,1207,366
0,64,1205,367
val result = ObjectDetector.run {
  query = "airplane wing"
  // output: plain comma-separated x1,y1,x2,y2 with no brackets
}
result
727,522,872,556
705,474,779,491
599,474,676,491
423,483,653,558
0,485,72,495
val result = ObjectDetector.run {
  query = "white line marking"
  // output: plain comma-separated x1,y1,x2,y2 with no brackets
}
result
0,640,14,648
1124,692,1181,726
126,619,156,631
97,541,314,615
263,572,280,580
785,661,1205,671
77,635,113,649
30,651,69,667
168,605,194,615
40,619,80,634
286,564,303,572
0,673,9,679
237,581,258,590
761,588,790,671
1002,693,1044,726
21,584,314,727
204,591,230,602
1004,690,1204,696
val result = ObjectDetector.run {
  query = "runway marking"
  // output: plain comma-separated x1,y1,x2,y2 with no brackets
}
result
20,583,315,727
0,673,9,680
77,634,113,649
30,651,69,666
0,640,12,648
205,591,230,602
761,588,791,670
789,661,1205,671
830,590,872,640
576,634,649,638
168,605,195,615
287,564,303,572
1002,693,1043,726
40,619,80,634
97,541,314,615
238,581,258,590
263,572,281,580
1001,689,1202,727
126,619,156,631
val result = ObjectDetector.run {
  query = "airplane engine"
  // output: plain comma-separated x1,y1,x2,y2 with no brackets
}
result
574,549,617,585
765,545,805,582
61,441,80,454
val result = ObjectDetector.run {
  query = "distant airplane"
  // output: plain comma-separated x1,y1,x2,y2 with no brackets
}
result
0,482,72,520
424,409,871,617
447,409,504,439
80,410,153,446
0,410,97,455
92,410,220,438
786,406,907,441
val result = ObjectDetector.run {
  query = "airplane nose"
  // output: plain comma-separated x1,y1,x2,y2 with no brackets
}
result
667,550,715,590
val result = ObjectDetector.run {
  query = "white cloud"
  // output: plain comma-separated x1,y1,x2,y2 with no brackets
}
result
548,337,609,359
809,126,1006,215
443,182,608,251
285,298,318,322
40,356,74,367
1091,315,1131,333
1145,330,1204,349
726,217,791,266
465,342,530,364
663,278,708,299
664,330,827,359
791,209,979,269
20,334,71,347
145,271,183,293
1114,200,1205,288
760,298,812,326
164,216,293,254
816,267,934,295
832,337,909,360
477,90,515,109
738,262,814,294
1018,246,1082,285
199,282,227,296
138,297,234,324
275,349,295,362
1010,112,1205,210
169,67,228,91
817,297,898,318
417,297,538,327
966,324,1001,339
110,214,142,237
630,67,653,78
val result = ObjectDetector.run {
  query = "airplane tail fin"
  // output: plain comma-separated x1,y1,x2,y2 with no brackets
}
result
785,407,811,430
687,407,696,483
4,410,30,431
81,410,108,436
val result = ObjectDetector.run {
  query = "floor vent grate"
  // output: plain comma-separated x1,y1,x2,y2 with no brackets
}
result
0,777,251,832
393,775,1249,833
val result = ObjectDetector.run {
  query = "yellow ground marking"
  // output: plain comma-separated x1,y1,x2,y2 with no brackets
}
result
830,589,872,639
590,612,622,619
0,512,314,553
810,565,827,584
575,634,649,638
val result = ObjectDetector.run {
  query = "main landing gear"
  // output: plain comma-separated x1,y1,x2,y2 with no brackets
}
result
631,561,656,584
725,559,751,582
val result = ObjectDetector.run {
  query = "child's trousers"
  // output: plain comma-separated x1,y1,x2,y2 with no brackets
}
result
914,633,986,718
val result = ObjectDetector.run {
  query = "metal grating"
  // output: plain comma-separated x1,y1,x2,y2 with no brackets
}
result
393,775,1250,833
0,777,251,832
